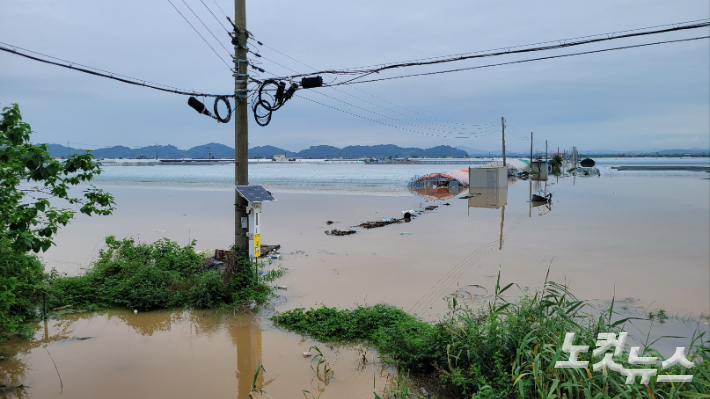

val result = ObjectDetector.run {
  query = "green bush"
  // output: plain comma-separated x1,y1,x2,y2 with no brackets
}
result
0,238,45,341
46,236,275,312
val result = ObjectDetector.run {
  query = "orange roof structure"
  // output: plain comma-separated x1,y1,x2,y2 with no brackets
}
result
414,169,469,186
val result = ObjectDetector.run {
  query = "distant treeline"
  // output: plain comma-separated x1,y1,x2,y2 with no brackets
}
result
46,143,708,159
46,143,471,159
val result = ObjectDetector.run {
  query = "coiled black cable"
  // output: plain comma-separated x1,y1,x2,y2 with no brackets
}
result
214,95,232,123
252,79,298,126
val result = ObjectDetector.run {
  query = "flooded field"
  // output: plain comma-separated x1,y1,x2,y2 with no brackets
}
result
2,163,709,398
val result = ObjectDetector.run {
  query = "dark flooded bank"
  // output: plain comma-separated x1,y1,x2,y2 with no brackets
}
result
2,170,709,398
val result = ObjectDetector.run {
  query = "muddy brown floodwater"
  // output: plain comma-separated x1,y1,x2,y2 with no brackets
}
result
1,173,709,398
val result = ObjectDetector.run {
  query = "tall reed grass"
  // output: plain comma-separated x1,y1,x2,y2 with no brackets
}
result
272,273,710,398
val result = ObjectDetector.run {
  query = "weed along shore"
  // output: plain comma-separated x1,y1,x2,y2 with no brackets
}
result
271,276,710,398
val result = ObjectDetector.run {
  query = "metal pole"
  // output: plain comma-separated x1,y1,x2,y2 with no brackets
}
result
43,291,47,319
501,117,506,167
234,0,249,253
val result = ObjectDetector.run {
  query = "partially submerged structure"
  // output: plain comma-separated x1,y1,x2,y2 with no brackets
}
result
410,169,469,200
467,165,508,209
412,169,469,189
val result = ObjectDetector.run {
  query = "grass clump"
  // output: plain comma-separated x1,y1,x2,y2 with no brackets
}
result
46,236,278,312
272,275,710,398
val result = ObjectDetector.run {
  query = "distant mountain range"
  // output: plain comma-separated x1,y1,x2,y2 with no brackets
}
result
46,143,709,159
46,143,470,159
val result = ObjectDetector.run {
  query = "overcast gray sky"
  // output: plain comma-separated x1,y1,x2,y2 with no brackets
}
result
1,0,708,153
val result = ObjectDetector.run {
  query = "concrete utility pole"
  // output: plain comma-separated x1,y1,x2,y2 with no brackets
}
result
234,0,249,252
545,140,548,161
501,117,506,167
530,132,533,166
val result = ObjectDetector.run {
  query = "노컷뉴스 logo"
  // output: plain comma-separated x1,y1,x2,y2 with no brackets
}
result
555,332,694,384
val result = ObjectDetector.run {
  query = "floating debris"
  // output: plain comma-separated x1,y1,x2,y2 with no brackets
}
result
325,229,356,236
358,220,402,229
326,220,334,225
531,193,552,203
401,232,412,235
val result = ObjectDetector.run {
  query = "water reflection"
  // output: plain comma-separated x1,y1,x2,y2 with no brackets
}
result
229,314,264,399
411,185,466,201
0,310,268,398
0,318,78,398
466,186,508,209
467,170,509,250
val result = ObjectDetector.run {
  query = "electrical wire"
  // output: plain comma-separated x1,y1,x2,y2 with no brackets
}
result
339,19,710,73
269,20,710,81
247,36,498,131
323,36,710,87
178,0,232,56
252,63,499,135
166,0,233,71
295,93,498,139
0,43,232,98
309,89,499,137
196,0,231,33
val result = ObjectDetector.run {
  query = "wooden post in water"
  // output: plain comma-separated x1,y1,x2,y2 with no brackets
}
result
499,205,505,250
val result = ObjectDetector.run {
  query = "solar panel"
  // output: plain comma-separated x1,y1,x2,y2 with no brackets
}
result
235,185,276,202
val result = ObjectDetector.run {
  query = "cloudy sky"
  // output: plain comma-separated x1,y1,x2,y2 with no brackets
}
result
1,0,708,153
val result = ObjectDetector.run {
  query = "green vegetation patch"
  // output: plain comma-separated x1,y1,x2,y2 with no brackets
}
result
46,236,278,312
273,277,710,398
0,238,46,340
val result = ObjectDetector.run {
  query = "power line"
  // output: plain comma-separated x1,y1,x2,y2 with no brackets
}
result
271,20,710,81
254,63,498,135
295,93,498,140
341,19,710,73
209,0,229,19
196,0,231,33
248,36,498,130
0,42,187,93
324,36,710,87
178,0,232,57
337,84,497,128
0,43,231,97
166,0,233,71
308,89,498,137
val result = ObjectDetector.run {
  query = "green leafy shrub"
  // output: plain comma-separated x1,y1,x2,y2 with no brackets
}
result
1,103,113,340
0,238,45,340
47,236,276,312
